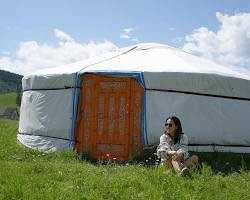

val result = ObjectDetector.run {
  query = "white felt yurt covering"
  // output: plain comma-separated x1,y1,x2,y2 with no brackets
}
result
18,43,250,153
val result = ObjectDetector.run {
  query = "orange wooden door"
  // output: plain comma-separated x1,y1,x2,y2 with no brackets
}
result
76,74,143,161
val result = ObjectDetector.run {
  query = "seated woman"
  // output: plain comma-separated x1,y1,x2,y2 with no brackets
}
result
157,116,198,176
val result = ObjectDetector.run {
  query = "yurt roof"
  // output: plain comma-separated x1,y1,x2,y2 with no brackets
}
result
27,43,250,79
22,43,250,99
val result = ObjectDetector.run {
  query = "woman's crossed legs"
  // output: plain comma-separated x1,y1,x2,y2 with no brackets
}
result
164,155,199,175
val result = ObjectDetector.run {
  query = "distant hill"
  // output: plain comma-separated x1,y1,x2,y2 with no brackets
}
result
0,70,23,93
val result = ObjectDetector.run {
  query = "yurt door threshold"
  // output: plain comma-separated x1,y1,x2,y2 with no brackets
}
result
76,74,144,161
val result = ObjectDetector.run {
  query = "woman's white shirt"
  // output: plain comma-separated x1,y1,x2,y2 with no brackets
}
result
157,133,189,162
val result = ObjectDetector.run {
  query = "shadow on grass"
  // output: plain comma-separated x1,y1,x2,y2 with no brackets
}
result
194,151,250,174
78,146,250,175
128,147,250,175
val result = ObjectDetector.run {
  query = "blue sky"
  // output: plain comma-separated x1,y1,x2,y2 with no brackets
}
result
1,0,250,75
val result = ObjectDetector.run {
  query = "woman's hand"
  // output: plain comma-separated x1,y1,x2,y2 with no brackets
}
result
167,151,176,156
169,151,183,161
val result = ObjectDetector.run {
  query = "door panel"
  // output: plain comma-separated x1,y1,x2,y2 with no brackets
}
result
94,76,130,159
76,74,143,160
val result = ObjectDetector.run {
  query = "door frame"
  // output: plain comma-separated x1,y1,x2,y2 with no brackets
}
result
74,72,147,160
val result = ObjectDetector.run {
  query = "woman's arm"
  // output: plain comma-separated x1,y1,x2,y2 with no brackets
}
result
176,134,189,160
156,134,172,159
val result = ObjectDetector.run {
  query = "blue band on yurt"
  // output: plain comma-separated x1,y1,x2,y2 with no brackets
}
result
69,72,82,149
140,73,148,146
70,70,148,148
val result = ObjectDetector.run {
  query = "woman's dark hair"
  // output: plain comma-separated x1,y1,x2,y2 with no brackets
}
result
166,116,184,144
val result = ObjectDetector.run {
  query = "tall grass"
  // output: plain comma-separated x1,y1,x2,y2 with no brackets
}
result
0,119,250,200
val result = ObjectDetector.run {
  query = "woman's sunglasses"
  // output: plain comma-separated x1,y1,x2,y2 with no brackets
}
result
165,123,173,127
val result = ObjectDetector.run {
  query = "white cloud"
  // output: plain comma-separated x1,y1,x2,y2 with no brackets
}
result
182,12,250,69
54,28,74,42
0,29,118,75
120,27,140,43
123,28,134,34
120,34,130,39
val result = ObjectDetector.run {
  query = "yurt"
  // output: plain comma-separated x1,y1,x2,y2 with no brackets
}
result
18,43,250,160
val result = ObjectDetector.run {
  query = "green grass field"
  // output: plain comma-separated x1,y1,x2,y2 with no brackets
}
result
0,92,250,199
0,92,19,109
0,119,250,200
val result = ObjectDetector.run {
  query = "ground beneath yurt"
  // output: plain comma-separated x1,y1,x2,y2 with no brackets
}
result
1,119,250,199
